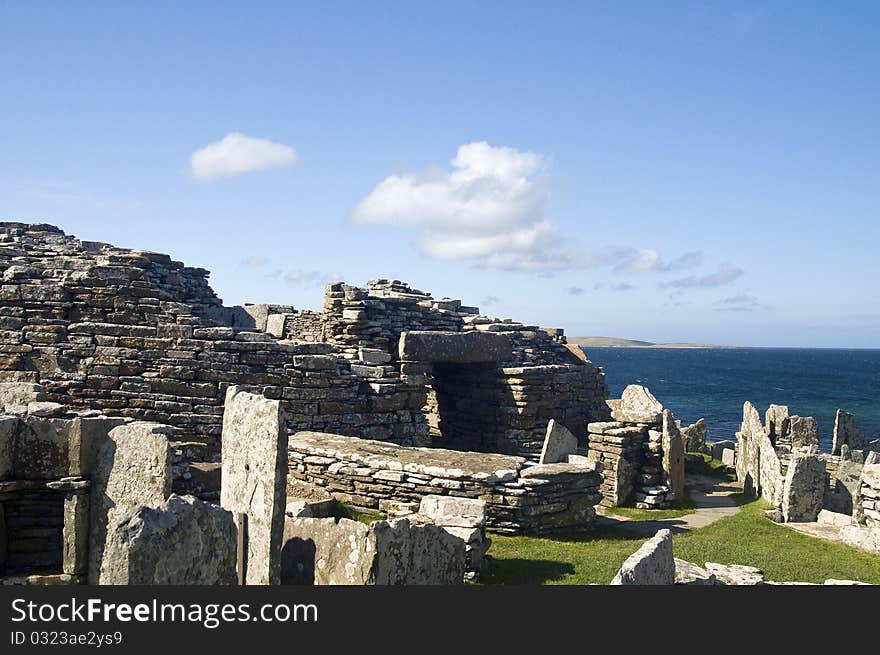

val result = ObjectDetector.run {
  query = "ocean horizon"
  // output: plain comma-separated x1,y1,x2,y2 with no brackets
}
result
584,346,880,452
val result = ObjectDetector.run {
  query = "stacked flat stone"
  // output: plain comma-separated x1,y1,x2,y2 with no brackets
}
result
858,464,880,527
287,431,602,535
585,422,646,506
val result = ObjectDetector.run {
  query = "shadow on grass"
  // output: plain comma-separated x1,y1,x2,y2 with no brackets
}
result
481,558,576,585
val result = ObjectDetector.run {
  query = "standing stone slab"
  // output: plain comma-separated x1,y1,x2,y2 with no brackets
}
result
681,418,707,453
281,517,374,585
62,492,89,577
610,529,674,585
662,411,685,503
220,386,288,585
89,422,173,584
539,419,579,464
765,404,790,442
788,416,820,451
101,495,237,585
0,416,19,479
782,454,826,523
832,409,866,455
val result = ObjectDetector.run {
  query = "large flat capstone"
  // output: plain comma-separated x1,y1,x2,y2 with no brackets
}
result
398,330,512,363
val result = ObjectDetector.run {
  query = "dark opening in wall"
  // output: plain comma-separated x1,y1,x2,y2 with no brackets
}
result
0,491,64,576
428,362,501,453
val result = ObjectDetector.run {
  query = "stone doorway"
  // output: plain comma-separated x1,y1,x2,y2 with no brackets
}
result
428,362,500,452
0,490,64,577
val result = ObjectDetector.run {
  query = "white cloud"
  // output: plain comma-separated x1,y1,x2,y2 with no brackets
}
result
353,141,710,276
189,132,297,181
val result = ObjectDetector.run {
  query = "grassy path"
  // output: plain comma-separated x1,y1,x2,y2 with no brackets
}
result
482,498,880,584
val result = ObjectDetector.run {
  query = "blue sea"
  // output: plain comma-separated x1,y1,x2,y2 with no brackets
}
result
584,347,880,452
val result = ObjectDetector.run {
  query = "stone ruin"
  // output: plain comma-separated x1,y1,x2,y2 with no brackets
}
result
586,385,685,509
732,400,880,553
0,222,619,584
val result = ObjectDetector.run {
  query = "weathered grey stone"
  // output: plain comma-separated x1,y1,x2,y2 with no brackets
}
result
611,385,663,424
817,509,854,527
662,411,685,502
398,330,512,363
101,494,237,585
710,439,735,462
674,558,717,585
765,404,790,442
16,417,71,479
418,495,486,528
788,416,820,451
285,498,337,518
839,524,880,554
721,448,736,467
62,492,89,576
610,529,674,585
27,401,67,418
372,517,465,585
281,517,373,585
832,409,866,455
220,386,288,585
764,508,783,522
281,515,465,585
681,418,707,452
782,453,826,523
538,419,579,464
67,415,128,477
0,416,19,479
90,421,173,584
359,347,392,365
704,562,764,585
0,382,45,414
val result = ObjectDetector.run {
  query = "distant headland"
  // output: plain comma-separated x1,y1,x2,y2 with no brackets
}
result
570,336,745,349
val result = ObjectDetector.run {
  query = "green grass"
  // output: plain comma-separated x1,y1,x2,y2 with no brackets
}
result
334,503,387,525
482,496,880,585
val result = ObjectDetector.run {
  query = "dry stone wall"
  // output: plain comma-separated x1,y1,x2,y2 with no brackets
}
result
288,431,602,534
586,386,684,509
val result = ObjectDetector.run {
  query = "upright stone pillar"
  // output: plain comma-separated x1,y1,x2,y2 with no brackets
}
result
220,387,288,585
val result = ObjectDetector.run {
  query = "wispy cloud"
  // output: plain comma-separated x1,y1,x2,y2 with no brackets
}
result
714,294,766,312
189,133,297,181
481,295,500,307
283,269,341,288
661,264,743,289
593,281,636,292
567,287,585,296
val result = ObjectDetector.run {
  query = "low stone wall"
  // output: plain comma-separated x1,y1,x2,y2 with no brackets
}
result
287,431,602,534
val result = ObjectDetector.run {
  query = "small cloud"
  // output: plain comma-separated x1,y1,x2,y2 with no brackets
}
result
481,295,500,307
189,132,297,181
567,287,585,296
238,255,270,270
283,270,342,288
714,294,766,312
611,282,634,292
661,264,743,289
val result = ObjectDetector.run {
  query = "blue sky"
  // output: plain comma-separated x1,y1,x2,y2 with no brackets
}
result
1,2,878,347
